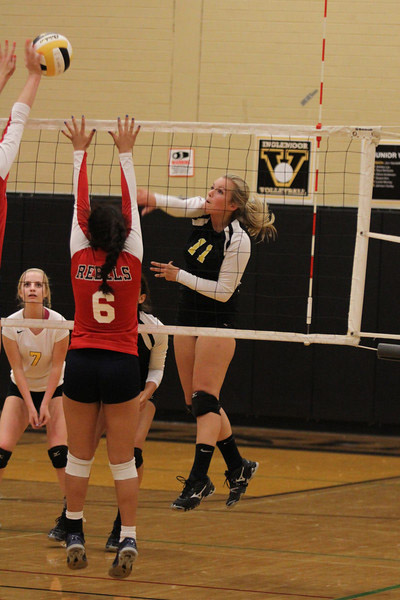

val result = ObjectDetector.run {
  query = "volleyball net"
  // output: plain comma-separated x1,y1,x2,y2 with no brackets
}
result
1,117,395,347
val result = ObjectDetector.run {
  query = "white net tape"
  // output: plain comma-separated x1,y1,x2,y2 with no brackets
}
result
0,317,356,346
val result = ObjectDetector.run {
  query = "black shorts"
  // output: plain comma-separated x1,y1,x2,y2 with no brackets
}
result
7,381,63,413
63,348,141,405
148,395,157,409
176,308,236,328
176,287,237,328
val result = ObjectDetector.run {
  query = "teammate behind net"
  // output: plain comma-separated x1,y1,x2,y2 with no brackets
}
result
94,273,169,551
0,269,69,536
137,175,276,510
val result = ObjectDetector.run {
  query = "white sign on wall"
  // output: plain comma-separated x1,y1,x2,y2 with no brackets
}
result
168,148,195,177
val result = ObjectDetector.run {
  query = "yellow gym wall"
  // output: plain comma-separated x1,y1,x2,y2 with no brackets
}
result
1,0,399,126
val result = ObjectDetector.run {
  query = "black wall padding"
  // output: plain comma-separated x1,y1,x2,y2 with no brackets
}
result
2,193,400,432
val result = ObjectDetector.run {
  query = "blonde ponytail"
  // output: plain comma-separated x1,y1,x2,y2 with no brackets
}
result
226,174,277,242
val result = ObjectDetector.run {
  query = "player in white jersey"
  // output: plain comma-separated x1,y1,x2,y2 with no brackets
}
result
0,269,69,535
0,39,41,531
93,273,169,551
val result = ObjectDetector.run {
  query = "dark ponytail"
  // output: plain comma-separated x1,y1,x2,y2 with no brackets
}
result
88,204,127,295
139,273,152,312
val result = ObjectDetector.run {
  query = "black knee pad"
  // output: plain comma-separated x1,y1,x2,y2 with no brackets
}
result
0,447,12,469
191,391,221,417
48,445,68,469
134,447,143,469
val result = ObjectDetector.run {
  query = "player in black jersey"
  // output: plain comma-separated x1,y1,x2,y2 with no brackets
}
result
137,174,276,510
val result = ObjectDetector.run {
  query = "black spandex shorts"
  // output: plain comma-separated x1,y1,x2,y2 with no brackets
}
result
7,381,63,413
176,288,237,328
176,306,236,328
148,395,157,409
63,348,141,405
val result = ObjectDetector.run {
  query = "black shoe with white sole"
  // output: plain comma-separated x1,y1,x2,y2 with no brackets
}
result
171,475,215,511
225,459,259,507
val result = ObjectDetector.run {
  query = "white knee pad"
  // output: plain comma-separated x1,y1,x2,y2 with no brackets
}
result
109,457,137,481
65,451,94,478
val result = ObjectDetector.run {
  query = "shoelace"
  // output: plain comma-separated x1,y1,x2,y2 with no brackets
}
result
176,475,189,489
224,476,238,490
224,473,248,490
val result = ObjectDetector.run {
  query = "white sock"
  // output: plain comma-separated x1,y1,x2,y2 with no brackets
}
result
66,510,84,520
120,525,136,542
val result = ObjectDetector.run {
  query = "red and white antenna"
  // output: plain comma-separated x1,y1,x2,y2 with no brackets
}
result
306,0,328,334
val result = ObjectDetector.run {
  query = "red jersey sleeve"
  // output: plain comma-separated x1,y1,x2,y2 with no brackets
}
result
69,150,142,355
70,150,91,257
0,103,31,267
119,152,142,262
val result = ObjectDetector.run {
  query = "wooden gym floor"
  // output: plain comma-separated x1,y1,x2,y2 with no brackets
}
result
1,422,400,599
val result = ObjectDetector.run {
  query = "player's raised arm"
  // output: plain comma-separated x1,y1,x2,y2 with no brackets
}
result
0,40,16,94
15,39,42,107
62,116,96,151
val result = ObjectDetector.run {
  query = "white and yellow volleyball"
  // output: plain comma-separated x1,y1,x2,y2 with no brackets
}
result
33,33,73,77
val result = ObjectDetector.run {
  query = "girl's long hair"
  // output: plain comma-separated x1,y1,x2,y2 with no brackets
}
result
139,272,152,312
226,174,277,242
88,203,127,295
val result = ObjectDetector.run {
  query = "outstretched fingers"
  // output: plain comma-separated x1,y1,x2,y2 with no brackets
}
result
108,115,140,152
0,40,16,61
61,116,77,141
61,116,96,150
25,39,42,75
150,260,179,281
79,115,87,134
0,40,16,82
62,114,138,150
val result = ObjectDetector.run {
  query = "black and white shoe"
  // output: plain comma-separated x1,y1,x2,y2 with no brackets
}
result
105,518,120,552
66,533,87,570
171,475,215,511
48,506,67,543
109,537,138,579
225,459,259,508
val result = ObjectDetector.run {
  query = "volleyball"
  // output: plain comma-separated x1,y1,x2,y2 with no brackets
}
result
33,33,72,77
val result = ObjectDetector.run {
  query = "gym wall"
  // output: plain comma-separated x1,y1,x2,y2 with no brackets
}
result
0,1,399,126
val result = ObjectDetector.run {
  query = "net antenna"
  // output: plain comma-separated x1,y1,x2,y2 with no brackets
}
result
306,0,328,334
